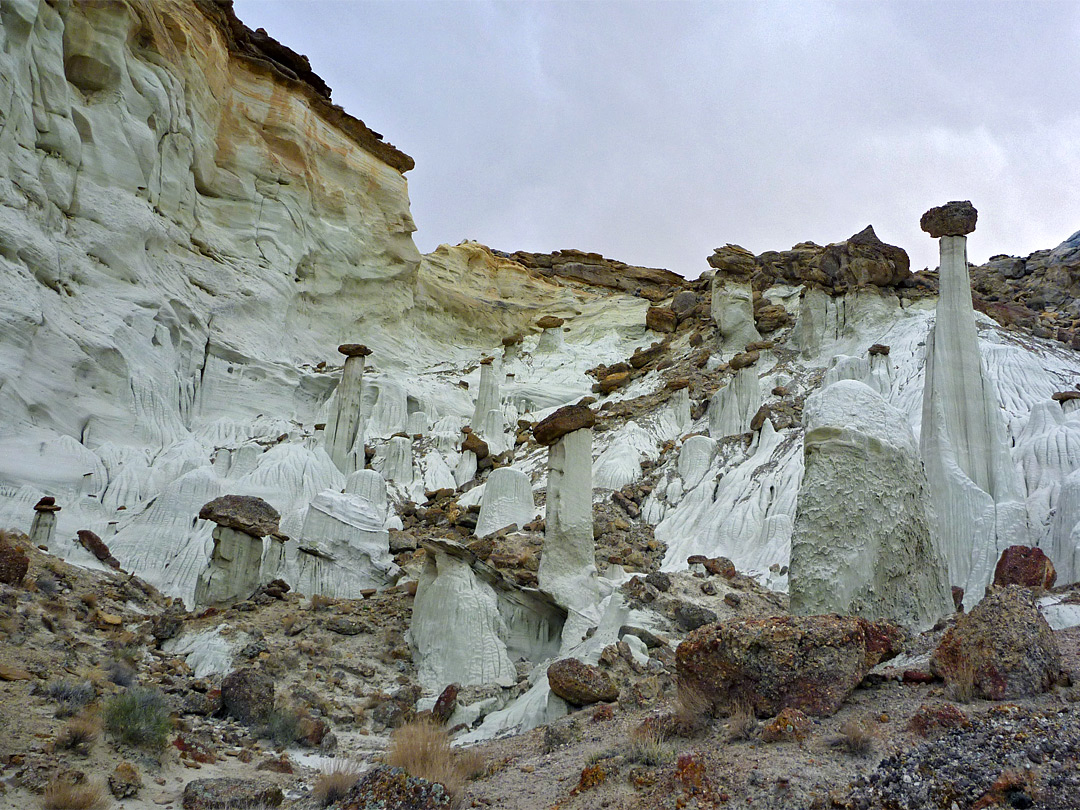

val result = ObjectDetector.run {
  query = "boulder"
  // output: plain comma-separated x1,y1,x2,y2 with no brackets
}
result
536,315,564,329
0,533,29,586
533,404,595,446
597,371,630,394
761,707,811,742
992,545,1056,589
920,200,978,238
646,306,678,333
76,529,121,569
728,350,759,370
337,343,372,357
754,304,792,332
686,555,736,578
198,495,280,538
108,761,142,799
671,290,698,316
673,602,718,631
432,683,458,725
338,766,452,810
708,244,757,278
547,658,619,705
676,614,903,717
460,430,489,461
182,778,283,810
930,585,1062,700
220,668,274,724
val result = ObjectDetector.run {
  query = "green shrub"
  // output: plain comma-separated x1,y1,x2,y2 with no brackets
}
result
104,687,171,750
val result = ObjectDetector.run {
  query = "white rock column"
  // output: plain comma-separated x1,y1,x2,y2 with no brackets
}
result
711,276,761,355
789,380,952,630
476,467,535,537
538,423,599,613
709,366,761,438
28,498,60,550
380,436,414,485
918,202,1028,605
472,357,501,429
324,344,370,474
194,525,265,606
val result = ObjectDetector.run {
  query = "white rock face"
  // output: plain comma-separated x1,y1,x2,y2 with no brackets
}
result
538,428,599,613
28,509,57,550
592,421,658,491
378,436,414,485
920,235,1029,604
709,367,761,438
472,362,501,429
194,526,264,607
711,277,761,354
324,355,367,474
475,468,534,538
678,436,718,489
789,380,952,630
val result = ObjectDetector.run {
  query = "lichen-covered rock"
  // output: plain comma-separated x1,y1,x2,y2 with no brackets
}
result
930,585,1062,700
339,766,453,810
151,602,187,642
0,533,29,586
533,404,596,446
646,306,678,333
181,778,283,809
198,495,280,538
547,658,619,705
220,668,274,724
920,200,978,238
432,683,458,725
108,761,141,799
992,545,1056,589
676,614,903,717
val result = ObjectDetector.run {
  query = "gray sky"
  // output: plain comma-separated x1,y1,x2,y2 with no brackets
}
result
232,0,1080,277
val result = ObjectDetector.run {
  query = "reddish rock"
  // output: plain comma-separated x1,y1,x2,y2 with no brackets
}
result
902,670,936,684
761,707,811,742
951,586,965,612
0,533,29,586
749,405,772,432
728,350,760,370
1052,390,1080,403
533,404,595,446
686,555,736,579
906,702,968,736
432,683,458,725
754,304,792,332
629,342,665,369
76,529,121,569
868,343,890,356
34,496,60,512
920,200,978,238
548,658,619,705
646,306,678,334
992,545,1056,589
198,495,280,538
337,343,371,358
930,585,1062,700
339,766,452,810
597,371,630,395
676,614,903,717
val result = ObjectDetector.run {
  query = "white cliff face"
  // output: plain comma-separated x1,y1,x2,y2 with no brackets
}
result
920,235,1029,604
709,367,761,438
789,380,952,630
711,277,761,355
474,468,535,538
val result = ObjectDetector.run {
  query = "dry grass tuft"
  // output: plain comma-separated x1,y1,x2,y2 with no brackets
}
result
312,761,362,807
386,719,479,808
626,724,674,767
828,718,875,756
946,657,977,704
41,778,108,810
310,594,334,611
725,697,757,742
672,680,711,737
56,713,102,752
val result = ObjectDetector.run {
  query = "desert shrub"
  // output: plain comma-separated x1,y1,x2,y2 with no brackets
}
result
106,659,137,687
828,718,875,756
104,687,171,750
55,713,101,752
725,697,757,742
626,725,674,767
386,719,475,807
260,707,303,747
312,760,362,807
46,680,95,718
41,778,107,810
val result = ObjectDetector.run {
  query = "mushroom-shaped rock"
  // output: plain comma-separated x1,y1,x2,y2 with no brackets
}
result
199,495,280,538
931,585,1061,700
920,200,978,238
536,316,565,329
34,496,60,512
728,350,760,370
337,343,372,357
502,334,523,347
992,546,1056,589
547,658,618,705
676,614,903,717
533,404,596,446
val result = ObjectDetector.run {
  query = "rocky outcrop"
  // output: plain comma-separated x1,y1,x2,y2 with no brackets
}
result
676,615,903,717
182,777,282,810
708,226,910,292
547,658,618,705
0,532,29,586
198,496,280,538
920,200,978,238
710,272,761,355
789,380,952,631
338,767,452,810
931,586,1062,700
507,250,687,299
194,496,279,607
474,468,534,538
919,205,1029,606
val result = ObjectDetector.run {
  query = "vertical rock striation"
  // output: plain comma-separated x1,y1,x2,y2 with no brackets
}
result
918,202,1029,605
324,344,371,474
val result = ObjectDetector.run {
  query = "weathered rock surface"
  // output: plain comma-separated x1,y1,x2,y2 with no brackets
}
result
194,525,265,607
533,405,596,446
931,585,1062,700
920,200,978,238
790,380,952,631
510,250,687,298
646,306,678,334
182,777,283,810
676,615,904,717
474,467,534,538
198,496,280,538
220,668,275,725
76,529,121,569
547,658,619,705
339,766,452,810
0,533,29,586
993,545,1057,588
711,274,761,353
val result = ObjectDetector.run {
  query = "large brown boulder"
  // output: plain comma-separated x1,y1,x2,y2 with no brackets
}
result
676,615,903,717
0,531,29,586
460,430,489,460
920,200,977,238
547,658,619,705
533,404,595,446
337,343,371,358
930,585,1062,700
198,495,280,538
646,306,678,333
220,669,274,725
76,529,121,569
993,545,1056,589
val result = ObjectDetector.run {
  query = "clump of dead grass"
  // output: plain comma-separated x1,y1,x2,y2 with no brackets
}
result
312,760,362,807
671,679,711,737
385,719,482,808
626,724,674,767
725,697,757,742
945,656,977,704
41,778,107,810
55,712,101,753
828,717,875,756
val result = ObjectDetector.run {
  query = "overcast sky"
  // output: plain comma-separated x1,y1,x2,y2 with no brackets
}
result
232,0,1080,277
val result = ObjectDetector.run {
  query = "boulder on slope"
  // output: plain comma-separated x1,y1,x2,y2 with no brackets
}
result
676,614,904,717
198,495,280,538
547,658,619,705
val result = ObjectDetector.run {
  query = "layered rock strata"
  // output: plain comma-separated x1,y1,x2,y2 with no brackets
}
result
789,380,952,630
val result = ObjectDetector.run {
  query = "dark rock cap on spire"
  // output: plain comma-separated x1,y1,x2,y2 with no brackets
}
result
920,201,978,238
